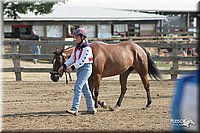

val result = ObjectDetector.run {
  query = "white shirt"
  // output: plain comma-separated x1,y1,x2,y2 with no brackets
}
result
64,46,93,69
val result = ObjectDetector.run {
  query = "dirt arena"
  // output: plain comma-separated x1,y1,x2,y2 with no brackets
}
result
2,79,175,132
2,59,195,132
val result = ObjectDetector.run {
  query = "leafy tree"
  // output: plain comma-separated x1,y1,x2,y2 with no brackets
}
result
3,1,66,19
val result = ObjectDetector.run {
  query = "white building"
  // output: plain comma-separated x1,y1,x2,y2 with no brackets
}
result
4,6,166,39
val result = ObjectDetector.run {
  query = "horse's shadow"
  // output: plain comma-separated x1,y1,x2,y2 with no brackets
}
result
2,111,69,118
2,109,111,118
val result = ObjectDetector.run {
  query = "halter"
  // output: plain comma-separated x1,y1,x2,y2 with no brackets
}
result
51,48,72,84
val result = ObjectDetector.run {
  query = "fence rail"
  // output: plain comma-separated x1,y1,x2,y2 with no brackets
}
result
1,36,198,81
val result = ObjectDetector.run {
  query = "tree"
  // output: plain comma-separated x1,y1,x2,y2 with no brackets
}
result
3,1,66,19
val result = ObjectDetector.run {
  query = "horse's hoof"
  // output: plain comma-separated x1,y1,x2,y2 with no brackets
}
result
95,104,99,108
146,104,151,108
146,105,151,108
109,105,120,111
98,101,107,109
141,105,151,110
101,102,107,109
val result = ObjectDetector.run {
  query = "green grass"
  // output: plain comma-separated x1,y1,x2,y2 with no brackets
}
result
156,61,172,68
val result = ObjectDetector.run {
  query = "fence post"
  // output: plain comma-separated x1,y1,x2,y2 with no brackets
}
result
11,43,22,81
170,43,178,80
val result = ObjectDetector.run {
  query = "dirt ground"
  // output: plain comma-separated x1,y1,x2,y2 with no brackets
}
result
1,59,195,132
2,79,175,132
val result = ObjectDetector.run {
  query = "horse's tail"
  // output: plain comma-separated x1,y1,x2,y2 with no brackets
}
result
141,47,163,80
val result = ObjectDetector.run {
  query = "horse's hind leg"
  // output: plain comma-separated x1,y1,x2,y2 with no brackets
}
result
110,67,133,111
137,69,151,108
142,75,151,108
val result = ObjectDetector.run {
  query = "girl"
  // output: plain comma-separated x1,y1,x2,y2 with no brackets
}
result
58,28,96,115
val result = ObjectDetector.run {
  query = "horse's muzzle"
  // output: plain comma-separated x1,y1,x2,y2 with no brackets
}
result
49,70,62,82
50,74,59,82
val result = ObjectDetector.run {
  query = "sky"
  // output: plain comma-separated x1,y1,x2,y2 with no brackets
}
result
55,0,199,11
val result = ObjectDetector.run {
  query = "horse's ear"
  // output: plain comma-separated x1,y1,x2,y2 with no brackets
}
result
61,46,65,53
53,48,59,54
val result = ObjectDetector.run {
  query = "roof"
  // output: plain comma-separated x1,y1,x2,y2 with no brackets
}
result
62,0,199,12
4,6,167,21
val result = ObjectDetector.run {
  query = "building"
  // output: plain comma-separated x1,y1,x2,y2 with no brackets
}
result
131,10,199,36
4,6,167,39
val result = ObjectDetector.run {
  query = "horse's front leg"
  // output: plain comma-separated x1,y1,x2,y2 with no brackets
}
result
94,74,109,108
89,75,107,108
93,74,101,108
88,77,96,106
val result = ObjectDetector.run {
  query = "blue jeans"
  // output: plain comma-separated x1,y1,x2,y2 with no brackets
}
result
31,45,41,62
71,63,95,111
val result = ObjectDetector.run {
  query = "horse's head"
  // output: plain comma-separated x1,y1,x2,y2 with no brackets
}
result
50,47,74,82
50,48,65,82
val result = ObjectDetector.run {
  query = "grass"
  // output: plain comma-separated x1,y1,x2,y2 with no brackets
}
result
155,61,172,68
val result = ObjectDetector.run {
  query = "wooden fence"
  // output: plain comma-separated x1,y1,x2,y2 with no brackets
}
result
1,36,198,81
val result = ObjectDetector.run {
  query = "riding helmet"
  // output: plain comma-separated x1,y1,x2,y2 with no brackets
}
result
73,28,87,38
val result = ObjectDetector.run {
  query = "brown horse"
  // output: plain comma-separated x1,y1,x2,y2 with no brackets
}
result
50,41,162,110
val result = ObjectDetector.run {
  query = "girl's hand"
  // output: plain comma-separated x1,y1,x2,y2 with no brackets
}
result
58,66,64,74
66,67,73,74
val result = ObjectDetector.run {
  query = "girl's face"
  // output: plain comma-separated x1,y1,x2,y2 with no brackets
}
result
74,35,84,44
